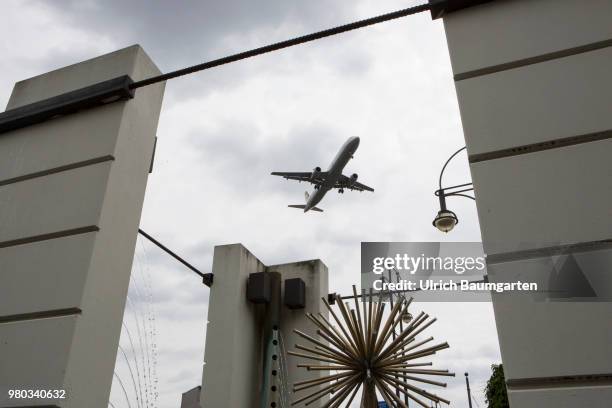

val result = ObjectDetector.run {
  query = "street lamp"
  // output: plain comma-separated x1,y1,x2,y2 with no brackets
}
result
433,146,475,233
433,209,458,233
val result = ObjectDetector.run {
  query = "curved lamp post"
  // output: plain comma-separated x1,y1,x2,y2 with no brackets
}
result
433,146,475,233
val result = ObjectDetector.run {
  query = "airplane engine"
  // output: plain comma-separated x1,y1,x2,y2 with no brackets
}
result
349,173,358,186
310,166,321,181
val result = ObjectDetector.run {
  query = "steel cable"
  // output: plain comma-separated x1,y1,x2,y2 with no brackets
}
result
129,3,432,89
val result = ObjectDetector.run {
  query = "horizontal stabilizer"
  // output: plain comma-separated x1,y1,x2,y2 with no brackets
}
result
288,205,324,212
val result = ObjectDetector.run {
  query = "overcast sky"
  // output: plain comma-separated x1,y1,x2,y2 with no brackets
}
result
2,1,501,407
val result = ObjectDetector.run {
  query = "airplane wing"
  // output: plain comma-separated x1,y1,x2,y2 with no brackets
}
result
271,171,327,185
335,174,374,192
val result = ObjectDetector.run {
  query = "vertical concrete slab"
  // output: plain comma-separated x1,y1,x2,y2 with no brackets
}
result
180,386,202,408
487,248,612,379
200,245,329,407
470,140,612,255
270,259,329,405
442,0,612,77
200,244,266,408
438,0,612,406
455,46,612,155
0,45,165,408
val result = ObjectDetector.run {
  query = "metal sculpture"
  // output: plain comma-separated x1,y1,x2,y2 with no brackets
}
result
288,286,453,407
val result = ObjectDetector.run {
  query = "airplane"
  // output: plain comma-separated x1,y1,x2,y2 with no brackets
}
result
271,136,374,212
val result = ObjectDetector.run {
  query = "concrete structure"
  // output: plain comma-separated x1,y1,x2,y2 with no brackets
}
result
437,0,612,406
200,244,328,407
180,386,202,408
0,45,165,407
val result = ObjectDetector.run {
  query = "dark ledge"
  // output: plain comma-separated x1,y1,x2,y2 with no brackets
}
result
0,75,134,135
429,0,497,20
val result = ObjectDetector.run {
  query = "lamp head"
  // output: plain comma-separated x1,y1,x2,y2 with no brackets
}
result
400,311,413,324
433,209,458,233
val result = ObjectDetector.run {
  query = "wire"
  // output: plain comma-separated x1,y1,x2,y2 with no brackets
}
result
117,344,142,408
125,275,150,407
138,228,206,279
122,322,146,408
278,332,291,408
113,372,134,408
131,246,156,407
129,2,432,89
139,241,160,406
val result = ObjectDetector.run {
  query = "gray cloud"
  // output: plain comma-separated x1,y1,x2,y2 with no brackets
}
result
30,0,353,69
186,118,343,196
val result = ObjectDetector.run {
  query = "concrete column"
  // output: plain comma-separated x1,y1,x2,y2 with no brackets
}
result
0,45,165,407
271,259,329,405
437,1,612,406
200,244,267,408
200,244,328,407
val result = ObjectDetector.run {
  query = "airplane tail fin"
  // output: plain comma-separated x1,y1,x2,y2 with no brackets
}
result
288,204,323,212
288,190,323,212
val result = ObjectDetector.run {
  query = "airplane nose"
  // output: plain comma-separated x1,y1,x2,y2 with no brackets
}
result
351,136,360,148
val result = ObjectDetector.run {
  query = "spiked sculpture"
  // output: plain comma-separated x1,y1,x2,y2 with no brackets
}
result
288,286,453,407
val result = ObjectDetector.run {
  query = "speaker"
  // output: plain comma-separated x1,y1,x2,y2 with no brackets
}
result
247,272,271,304
284,278,306,309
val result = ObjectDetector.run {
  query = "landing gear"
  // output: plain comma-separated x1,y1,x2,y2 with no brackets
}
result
314,185,320,190
338,188,344,194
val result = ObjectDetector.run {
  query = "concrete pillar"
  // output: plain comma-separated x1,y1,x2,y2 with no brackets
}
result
200,244,328,407
436,1,612,406
180,386,202,408
271,259,329,405
0,45,165,407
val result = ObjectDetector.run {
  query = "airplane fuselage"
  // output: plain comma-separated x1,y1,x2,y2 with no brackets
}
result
304,136,360,212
